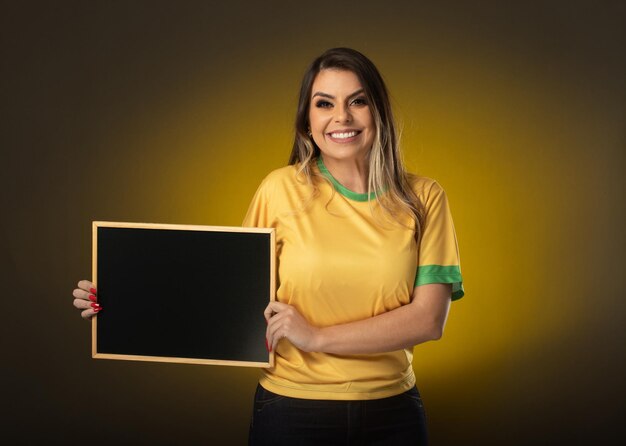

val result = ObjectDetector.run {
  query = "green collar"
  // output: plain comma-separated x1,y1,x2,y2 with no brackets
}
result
316,157,378,202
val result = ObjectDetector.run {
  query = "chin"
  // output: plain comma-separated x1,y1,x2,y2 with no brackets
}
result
320,148,370,162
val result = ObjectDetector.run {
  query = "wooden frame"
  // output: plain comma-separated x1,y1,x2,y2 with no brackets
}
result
92,221,275,368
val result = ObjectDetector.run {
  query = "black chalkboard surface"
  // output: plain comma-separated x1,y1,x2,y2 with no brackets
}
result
92,221,275,368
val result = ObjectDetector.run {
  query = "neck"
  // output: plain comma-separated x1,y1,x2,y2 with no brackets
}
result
320,153,369,194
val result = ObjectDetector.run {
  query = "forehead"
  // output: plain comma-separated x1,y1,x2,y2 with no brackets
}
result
311,69,363,96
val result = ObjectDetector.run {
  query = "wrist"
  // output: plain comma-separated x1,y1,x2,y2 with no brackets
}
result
310,326,327,353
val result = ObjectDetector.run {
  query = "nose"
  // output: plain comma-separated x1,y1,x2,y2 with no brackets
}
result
334,104,352,123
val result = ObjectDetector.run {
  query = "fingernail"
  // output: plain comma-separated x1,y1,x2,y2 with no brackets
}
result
88,294,97,302
90,303,101,309
90,288,97,295
94,307,101,313
265,338,269,353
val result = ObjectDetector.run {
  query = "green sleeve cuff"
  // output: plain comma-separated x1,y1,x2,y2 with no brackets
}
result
414,265,464,301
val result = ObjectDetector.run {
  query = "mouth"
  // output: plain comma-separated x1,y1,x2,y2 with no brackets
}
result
327,129,362,142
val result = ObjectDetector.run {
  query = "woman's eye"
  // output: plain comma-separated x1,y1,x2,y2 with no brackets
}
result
351,97,368,106
315,100,333,108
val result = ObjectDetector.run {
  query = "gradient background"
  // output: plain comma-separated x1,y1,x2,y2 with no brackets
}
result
2,1,624,444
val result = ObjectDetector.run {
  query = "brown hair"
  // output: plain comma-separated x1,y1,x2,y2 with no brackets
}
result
288,47,425,242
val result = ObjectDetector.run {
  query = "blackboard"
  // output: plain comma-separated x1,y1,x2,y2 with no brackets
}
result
92,221,275,368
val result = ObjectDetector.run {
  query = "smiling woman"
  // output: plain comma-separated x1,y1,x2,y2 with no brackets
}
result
71,47,464,446
308,69,375,178
288,48,430,245
245,48,464,445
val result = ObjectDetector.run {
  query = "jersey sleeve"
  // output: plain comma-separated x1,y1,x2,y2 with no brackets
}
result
241,176,275,228
414,180,464,300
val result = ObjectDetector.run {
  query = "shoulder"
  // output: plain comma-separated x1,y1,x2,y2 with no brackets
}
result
408,174,446,204
253,164,305,199
260,165,299,185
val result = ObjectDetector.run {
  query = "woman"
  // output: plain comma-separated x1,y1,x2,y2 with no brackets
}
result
73,48,464,445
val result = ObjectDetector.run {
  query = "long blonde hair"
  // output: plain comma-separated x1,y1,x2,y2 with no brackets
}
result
287,48,425,243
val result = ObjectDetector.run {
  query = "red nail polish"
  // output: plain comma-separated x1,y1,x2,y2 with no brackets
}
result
265,338,270,353
88,294,97,302
90,303,101,309
90,288,97,295
94,307,101,313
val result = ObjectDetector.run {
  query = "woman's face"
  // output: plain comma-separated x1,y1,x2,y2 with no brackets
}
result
308,69,375,163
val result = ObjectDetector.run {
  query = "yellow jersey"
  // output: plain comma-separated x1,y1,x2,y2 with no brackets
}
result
242,156,463,400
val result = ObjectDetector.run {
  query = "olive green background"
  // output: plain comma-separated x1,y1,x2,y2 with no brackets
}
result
2,1,624,444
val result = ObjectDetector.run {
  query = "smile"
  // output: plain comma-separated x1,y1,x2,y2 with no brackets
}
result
327,130,361,141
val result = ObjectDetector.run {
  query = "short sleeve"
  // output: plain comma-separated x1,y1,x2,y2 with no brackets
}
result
241,176,275,228
414,180,464,300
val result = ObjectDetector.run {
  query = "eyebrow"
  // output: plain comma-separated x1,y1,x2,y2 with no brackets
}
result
312,88,365,100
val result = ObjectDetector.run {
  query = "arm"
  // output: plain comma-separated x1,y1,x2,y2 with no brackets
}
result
264,283,452,354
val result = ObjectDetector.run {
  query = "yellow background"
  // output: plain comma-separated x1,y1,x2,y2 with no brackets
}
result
3,1,623,444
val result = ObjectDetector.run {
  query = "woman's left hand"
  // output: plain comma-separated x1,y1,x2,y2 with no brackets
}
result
264,301,321,353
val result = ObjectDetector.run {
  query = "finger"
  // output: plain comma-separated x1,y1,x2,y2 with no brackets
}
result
267,321,280,352
263,302,278,321
271,328,286,352
72,288,96,302
74,298,102,312
74,298,91,310
268,312,295,351
77,280,97,295
266,310,288,343
81,308,99,320
263,301,289,321
266,304,303,347
266,319,275,351
266,316,279,351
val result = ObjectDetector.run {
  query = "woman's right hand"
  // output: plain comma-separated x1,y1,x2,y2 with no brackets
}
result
72,280,102,320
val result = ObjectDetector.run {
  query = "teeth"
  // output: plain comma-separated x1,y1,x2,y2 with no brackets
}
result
330,131,358,139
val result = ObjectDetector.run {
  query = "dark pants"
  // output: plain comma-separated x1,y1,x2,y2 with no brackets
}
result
248,383,428,445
